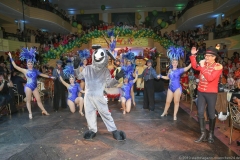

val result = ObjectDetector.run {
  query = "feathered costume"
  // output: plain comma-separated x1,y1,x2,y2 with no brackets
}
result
167,46,185,93
75,46,126,141
120,66,135,101
20,47,41,91
63,65,81,103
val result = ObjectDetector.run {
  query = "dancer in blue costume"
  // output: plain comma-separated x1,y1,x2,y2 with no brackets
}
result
8,48,54,119
57,65,85,116
78,49,90,95
159,46,191,120
119,66,138,114
123,52,136,106
102,30,119,57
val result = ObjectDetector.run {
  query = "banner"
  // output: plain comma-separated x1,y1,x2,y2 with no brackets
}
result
92,37,149,47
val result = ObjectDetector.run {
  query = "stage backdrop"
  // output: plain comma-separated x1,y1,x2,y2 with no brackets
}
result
92,37,148,48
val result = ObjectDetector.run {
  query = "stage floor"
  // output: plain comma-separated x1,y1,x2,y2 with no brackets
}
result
0,92,239,160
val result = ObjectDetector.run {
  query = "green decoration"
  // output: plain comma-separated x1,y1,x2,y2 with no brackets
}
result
101,5,106,11
145,16,150,21
160,21,166,28
77,24,82,29
152,10,158,16
72,22,77,27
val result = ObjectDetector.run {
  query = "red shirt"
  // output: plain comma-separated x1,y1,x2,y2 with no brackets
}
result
190,55,222,93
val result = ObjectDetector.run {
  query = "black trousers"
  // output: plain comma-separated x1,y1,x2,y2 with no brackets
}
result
53,79,66,110
197,91,217,119
143,79,155,111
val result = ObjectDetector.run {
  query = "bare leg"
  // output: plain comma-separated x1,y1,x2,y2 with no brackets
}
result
32,89,49,115
68,100,76,113
80,81,85,97
121,97,126,114
131,86,135,106
161,89,174,116
173,88,182,120
75,97,84,116
25,87,33,119
125,98,132,113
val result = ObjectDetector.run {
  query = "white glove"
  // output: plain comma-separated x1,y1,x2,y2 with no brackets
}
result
104,95,108,103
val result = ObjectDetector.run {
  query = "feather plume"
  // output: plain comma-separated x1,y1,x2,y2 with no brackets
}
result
121,65,134,80
107,30,114,37
167,46,184,60
78,49,90,60
63,65,74,78
123,52,135,63
20,47,37,62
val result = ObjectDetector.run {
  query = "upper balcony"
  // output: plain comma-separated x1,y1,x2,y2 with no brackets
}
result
0,0,73,34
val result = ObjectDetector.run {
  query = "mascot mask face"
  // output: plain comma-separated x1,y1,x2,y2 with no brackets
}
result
92,48,108,70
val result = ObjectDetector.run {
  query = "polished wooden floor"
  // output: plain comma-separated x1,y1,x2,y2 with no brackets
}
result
0,92,238,160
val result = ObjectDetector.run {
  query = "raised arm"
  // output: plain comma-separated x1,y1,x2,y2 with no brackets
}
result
190,47,202,71
57,69,69,88
102,32,110,45
8,52,26,74
115,31,120,41
184,63,192,72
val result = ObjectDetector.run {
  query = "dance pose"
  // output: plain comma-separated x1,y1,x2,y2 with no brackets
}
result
102,30,119,57
190,46,222,143
8,48,54,119
123,52,136,106
160,46,191,120
75,45,126,141
52,60,67,111
57,65,85,116
120,66,138,114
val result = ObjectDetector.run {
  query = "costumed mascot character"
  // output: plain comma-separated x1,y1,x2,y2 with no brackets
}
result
75,45,126,141
135,57,147,92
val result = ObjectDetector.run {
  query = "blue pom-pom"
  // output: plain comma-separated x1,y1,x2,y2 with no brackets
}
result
78,49,90,60
107,30,114,38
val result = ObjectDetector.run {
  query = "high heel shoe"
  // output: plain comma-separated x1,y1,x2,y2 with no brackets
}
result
29,113,32,119
173,116,177,120
161,112,168,117
42,110,50,116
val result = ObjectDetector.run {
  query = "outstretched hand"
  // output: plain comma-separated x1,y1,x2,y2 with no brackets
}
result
191,47,198,55
8,52,12,58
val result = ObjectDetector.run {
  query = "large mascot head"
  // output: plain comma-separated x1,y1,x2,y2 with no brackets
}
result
92,45,115,70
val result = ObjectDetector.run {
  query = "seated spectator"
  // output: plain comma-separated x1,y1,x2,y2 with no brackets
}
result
11,70,27,99
0,72,14,107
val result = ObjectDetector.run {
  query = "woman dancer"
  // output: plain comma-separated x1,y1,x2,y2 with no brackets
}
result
57,65,85,116
102,30,119,57
124,52,136,106
8,48,54,119
119,66,138,114
160,46,192,120
78,49,90,93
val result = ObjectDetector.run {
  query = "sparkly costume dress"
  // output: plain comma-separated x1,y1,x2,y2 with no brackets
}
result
121,81,134,100
168,68,185,93
67,83,81,102
25,69,41,92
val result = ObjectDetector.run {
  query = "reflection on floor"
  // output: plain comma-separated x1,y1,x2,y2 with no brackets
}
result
0,91,239,160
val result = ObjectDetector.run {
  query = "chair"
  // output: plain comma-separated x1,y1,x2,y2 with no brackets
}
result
0,103,11,116
12,84,24,105
228,102,240,145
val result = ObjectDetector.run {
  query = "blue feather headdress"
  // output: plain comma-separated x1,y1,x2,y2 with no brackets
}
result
123,52,135,64
121,65,134,80
20,47,37,63
78,49,90,60
107,30,114,38
63,65,75,79
167,46,184,61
